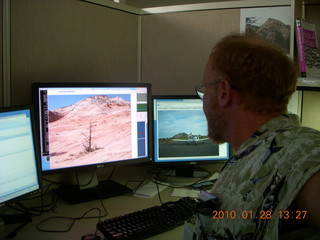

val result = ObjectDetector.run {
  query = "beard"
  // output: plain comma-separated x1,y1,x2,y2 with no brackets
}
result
205,104,226,144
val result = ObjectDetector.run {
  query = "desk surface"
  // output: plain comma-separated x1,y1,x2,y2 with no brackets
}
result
1,187,184,240
0,162,199,240
0,163,215,240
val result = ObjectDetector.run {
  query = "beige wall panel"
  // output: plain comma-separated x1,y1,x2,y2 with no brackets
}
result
305,4,320,46
299,4,320,131
0,2,3,107
301,91,320,130
141,9,240,95
11,0,139,106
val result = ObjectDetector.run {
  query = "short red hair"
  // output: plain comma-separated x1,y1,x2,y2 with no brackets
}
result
209,34,297,114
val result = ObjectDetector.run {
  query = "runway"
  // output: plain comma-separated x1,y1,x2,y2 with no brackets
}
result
159,141,219,158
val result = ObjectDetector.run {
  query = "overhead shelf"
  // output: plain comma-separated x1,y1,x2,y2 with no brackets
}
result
297,77,320,91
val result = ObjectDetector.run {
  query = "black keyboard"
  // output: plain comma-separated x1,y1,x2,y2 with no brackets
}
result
97,197,197,240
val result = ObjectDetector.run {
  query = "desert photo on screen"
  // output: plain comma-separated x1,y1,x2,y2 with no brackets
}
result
47,94,132,169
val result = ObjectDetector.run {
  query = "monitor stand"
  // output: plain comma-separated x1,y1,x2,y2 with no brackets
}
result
156,165,209,186
0,213,32,224
58,169,132,204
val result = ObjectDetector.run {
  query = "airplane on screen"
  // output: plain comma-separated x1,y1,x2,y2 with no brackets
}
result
172,133,209,145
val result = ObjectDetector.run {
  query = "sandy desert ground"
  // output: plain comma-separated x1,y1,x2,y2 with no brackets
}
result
47,96,132,169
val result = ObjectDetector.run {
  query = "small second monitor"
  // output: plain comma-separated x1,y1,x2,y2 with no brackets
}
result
0,105,41,207
152,95,230,177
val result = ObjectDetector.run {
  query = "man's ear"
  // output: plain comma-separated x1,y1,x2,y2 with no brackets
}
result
217,79,232,108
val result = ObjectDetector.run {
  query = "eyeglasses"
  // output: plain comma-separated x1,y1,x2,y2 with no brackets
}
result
195,85,205,99
195,80,221,99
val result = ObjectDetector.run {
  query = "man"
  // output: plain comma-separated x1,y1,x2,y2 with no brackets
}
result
185,34,320,239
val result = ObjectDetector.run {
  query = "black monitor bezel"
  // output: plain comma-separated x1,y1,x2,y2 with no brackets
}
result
0,105,42,205
32,82,153,175
152,95,230,166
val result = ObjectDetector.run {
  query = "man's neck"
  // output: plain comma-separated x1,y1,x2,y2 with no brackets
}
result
227,110,281,151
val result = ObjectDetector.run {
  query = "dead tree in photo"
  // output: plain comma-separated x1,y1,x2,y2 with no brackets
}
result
82,122,94,152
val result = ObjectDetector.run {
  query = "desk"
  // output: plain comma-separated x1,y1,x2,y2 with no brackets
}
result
0,162,215,240
0,188,184,240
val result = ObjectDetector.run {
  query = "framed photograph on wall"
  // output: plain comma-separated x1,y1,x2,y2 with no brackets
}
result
240,6,291,54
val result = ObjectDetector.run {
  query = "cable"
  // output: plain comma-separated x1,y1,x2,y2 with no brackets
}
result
125,179,146,195
94,199,108,236
3,203,33,239
5,222,29,239
106,166,116,180
12,185,60,216
36,202,108,233
75,169,96,188
154,178,164,205
151,167,211,189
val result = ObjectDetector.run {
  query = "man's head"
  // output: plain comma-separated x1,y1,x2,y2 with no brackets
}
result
208,33,297,114
202,34,297,145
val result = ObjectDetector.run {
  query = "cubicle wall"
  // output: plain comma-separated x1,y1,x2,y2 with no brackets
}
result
305,4,320,42
0,3,3,107
141,9,239,95
8,0,299,105
141,1,320,131
140,1,303,95
4,0,320,131
300,4,320,130
10,0,139,106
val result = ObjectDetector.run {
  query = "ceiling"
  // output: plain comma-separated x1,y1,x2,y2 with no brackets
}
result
122,0,320,9
124,0,237,8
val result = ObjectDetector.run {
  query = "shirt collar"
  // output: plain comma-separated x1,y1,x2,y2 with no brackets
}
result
235,114,300,155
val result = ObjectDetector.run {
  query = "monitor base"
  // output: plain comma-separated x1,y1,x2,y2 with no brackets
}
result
0,213,32,224
155,166,210,187
58,179,132,204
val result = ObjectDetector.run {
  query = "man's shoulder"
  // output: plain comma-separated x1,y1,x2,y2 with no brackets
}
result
260,114,320,142
274,126,320,164
276,124,320,146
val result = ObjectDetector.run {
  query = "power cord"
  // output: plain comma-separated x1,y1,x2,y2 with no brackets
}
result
36,199,108,233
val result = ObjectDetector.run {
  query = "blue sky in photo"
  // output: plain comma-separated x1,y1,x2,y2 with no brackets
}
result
158,110,208,138
48,94,131,110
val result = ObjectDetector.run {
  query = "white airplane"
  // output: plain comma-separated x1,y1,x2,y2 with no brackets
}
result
172,133,209,145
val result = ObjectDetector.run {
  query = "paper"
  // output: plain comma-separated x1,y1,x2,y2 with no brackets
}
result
133,181,167,198
208,172,219,181
171,188,200,198
198,190,217,201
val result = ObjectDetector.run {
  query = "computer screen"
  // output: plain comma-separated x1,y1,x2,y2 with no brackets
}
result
153,95,229,177
0,106,41,206
33,82,152,204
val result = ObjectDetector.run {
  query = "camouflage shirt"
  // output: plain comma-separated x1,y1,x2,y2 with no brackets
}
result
184,114,320,240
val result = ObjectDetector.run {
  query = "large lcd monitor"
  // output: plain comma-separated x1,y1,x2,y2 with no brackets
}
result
33,82,152,204
0,106,41,209
153,95,230,178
